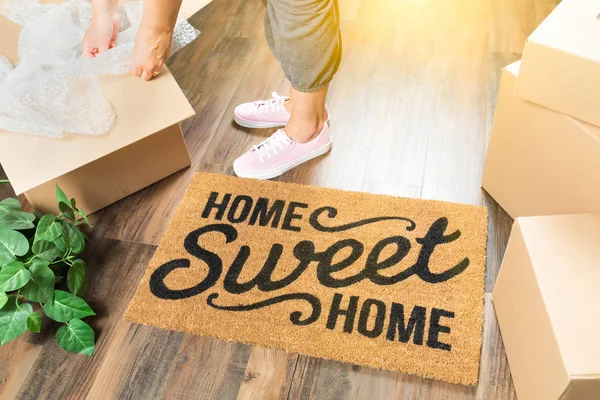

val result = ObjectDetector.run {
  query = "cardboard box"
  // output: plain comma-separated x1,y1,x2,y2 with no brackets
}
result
516,0,600,127
0,0,211,214
493,214,600,400
482,61,600,219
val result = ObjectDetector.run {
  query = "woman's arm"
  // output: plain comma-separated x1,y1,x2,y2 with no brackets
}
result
129,0,184,80
82,0,119,59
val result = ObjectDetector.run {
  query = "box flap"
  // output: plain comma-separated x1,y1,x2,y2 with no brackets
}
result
562,375,600,399
528,0,600,62
504,59,521,77
518,214,600,376
0,5,196,195
493,222,572,400
508,60,600,142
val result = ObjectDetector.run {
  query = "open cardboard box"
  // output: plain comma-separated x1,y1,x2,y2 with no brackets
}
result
516,0,600,127
482,61,600,219
493,214,600,400
0,0,211,214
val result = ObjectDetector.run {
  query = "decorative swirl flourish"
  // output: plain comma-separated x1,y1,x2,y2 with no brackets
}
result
206,293,322,326
309,206,416,232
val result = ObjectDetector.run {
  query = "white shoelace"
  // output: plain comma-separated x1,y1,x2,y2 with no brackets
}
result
253,130,293,163
252,92,289,117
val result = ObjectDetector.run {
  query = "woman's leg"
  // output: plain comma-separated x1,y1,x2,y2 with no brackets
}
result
232,0,341,179
266,0,341,142
284,85,328,143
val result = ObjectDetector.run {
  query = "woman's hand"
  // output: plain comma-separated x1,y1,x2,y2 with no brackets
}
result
129,24,173,81
82,11,119,59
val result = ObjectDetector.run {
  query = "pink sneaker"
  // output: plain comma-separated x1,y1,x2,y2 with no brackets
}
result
233,92,331,129
234,92,291,129
233,123,332,179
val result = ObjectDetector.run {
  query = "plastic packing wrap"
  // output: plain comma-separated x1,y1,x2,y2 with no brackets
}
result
0,0,200,138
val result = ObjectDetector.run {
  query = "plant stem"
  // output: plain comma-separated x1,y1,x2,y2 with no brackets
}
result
51,256,73,265
50,248,74,266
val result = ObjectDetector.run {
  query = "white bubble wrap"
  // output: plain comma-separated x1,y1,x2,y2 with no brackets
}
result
0,0,200,138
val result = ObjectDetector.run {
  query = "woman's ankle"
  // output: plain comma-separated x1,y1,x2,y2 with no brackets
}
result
285,117,325,143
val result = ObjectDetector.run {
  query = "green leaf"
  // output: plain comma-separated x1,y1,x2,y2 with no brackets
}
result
0,298,32,345
54,237,67,257
34,215,61,243
0,212,35,230
59,202,75,221
0,198,21,217
61,223,84,254
0,292,7,309
0,262,31,292
31,240,57,262
42,290,95,323
67,260,86,297
56,185,70,208
70,198,78,211
56,318,94,355
27,312,41,333
77,209,93,228
0,229,29,267
35,215,53,238
20,261,55,304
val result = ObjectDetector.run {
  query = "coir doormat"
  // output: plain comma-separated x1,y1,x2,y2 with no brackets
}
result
125,173,488,385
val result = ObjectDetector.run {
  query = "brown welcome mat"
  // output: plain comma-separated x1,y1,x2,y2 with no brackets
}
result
125,173,488,385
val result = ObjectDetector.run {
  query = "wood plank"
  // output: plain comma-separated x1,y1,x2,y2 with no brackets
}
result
348,0,400,47
161,337,251,400
286,356,322,399
474,294,516,400
86,325,185,400
199,28,290,168
287,357,354,400
534,0,560,25
418,0,490,206
362,45,434,188
236,348,297,400
361,180,421,199
0,338,43,400
13,240,186,399
490,0,537,53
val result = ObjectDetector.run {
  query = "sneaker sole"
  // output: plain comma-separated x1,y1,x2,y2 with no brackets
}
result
234,114,287,129
233,114,331,129
234,140,333,180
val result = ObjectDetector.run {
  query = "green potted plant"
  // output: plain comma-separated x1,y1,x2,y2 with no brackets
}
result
0,182,96,355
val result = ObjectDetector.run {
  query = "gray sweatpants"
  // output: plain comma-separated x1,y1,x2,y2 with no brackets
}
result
262,0,342,92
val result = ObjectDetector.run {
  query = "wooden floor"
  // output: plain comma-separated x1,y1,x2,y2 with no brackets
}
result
0,0,559,398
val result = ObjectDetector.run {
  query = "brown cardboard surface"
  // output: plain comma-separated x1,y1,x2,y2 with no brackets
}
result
0,0,211,195
493,214,600,400
482,61,600,219
516,0,600,127
25,123,190,215
563,377,600,400
0,69,194,195
126,173,489,386
521,214,600,375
